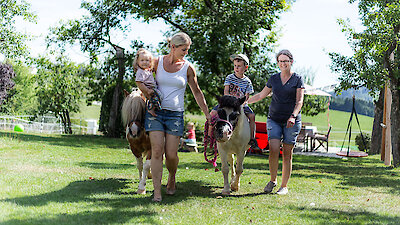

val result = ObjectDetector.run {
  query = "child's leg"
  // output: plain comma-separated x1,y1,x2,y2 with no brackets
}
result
246,112,260,150
246,113,256,140
179,138,183,149
152,89,162,110
146,98,157,117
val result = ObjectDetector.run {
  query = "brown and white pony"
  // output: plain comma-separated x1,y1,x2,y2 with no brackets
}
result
213,95,251,195
121,89,151,194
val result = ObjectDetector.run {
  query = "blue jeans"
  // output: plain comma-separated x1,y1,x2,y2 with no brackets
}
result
144,109,184,136
267,118,301,145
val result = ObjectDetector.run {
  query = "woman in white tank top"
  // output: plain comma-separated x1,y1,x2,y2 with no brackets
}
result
144,32,211,202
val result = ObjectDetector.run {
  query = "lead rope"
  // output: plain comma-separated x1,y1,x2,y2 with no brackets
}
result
203,115,219,172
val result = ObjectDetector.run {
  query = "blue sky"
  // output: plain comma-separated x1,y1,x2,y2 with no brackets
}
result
13,0,362,88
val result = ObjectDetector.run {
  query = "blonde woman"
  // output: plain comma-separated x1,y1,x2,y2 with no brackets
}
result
145,32,211,202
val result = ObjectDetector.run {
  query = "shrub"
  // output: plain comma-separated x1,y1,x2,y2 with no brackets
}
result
355,132,371,152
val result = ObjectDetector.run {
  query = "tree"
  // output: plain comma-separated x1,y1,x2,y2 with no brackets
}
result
47,0,136,137
0,0,36,59
134,0,293,114
34,55,87,134
87,52,137,137
0,61,38,115
0,62,16,105
329,0,400,166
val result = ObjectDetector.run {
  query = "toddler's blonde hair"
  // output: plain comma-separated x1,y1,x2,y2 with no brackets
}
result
187,122,195,129
133,48,153,72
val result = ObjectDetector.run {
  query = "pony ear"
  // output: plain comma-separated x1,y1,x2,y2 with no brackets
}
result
123,89,130,97
238,96,246,105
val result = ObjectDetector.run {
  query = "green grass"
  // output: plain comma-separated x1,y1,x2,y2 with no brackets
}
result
70,100,373,149
1,131,399,224
186,110,374,150
71,102,101,120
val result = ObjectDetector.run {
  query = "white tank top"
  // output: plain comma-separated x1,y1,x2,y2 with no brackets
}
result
156,56,189,111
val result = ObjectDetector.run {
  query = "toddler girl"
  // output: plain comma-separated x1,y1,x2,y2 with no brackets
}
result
134,48,163,116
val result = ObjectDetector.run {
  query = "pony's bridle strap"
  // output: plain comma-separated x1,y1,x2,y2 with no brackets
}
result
216,118,233,130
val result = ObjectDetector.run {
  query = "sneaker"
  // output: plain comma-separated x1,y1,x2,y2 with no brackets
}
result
248,138,261,151
263,181,277,193
276,187,288,195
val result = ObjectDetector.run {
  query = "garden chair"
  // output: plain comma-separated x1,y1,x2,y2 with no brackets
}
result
310,125,332,152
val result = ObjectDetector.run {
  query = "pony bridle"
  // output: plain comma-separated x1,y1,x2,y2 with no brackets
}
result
216,118,234,131
213,115,236,142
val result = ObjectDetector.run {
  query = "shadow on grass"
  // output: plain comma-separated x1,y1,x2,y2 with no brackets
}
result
1,210,158,225
288,205,400,224
210,152,400,194
292,155,400,194
1,178,217,224
78,162,134,170
0,131,126,149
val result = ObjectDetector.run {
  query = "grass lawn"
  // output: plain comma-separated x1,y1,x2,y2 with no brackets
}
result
68,101,373,149
71,102,101,120
186,109,374,150
1,131,399,224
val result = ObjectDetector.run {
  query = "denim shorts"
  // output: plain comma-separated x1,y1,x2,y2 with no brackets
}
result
144,109,184,136
267,118,301,145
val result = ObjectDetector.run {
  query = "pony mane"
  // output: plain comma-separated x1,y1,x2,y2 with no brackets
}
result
218,95,244,111
121,89,146,127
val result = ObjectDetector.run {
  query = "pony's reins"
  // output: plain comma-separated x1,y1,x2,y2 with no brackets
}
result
203,115,233,171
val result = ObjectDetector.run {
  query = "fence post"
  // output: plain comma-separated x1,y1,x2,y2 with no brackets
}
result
59,117,63,134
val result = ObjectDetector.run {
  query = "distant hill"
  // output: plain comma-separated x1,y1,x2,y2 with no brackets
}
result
318,85,375,117
328,86,373,102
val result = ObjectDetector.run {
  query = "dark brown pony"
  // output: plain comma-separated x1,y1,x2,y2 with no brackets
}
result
121,89,151,194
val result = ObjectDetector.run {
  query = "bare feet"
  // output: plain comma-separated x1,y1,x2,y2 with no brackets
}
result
153,189,162,202
166,178,176,195
152,196,162,202
166,187,176,195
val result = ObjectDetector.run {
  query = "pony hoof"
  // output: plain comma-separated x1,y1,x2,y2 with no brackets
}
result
137,189,146,195
221,190,230,195
147,173,152,179
231,187,239,192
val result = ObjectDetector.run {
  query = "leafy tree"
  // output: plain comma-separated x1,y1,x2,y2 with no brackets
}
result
297,66,329,116
329,0,400,166
89,52,136,137
34,55,87,134
133,0,292,114
0,61,37,115
0,0,36,59
0,62,16,105
47,0,136,137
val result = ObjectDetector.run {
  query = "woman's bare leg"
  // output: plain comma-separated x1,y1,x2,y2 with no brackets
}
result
165,133,180,194
149,131,165,201
268,139,281,183
281,143,294,188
